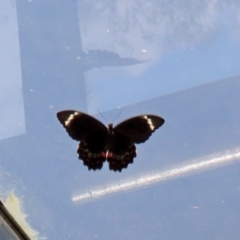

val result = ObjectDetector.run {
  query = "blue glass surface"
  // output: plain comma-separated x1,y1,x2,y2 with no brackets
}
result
1,0,240,239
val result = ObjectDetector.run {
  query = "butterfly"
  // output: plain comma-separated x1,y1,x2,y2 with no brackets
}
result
57,110,165,172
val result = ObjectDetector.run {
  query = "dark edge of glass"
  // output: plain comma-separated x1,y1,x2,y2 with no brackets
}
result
0,200,31,240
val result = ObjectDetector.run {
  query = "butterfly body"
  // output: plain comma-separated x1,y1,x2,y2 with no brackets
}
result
57,110,164,172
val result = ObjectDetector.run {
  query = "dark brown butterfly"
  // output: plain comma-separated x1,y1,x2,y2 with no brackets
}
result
57,110,164,172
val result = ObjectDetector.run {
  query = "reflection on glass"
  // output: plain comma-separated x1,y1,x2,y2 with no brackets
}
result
0,0,25,141
77,0,240,114
72,146,240,203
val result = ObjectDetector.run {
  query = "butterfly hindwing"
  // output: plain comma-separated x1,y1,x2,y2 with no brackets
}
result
107,133,136,172
77,132,107,170
114,115,165,144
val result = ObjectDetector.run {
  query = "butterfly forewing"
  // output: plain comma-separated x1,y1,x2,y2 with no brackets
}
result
114,115,165,144
57,110,108,141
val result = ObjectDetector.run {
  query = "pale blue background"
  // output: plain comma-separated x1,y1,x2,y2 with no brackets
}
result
1,0,240,239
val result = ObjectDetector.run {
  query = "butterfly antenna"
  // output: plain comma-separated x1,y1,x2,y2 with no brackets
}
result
111,109,122,123
97,109,108,124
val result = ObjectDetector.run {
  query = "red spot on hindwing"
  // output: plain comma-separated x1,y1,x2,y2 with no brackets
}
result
101,151,106,158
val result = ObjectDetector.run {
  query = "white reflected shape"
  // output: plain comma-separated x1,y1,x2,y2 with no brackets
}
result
78,0,240,64
72,147,240,203
78,0,240,115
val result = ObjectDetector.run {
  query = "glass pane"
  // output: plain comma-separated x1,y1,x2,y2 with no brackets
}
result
1,0,240,239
